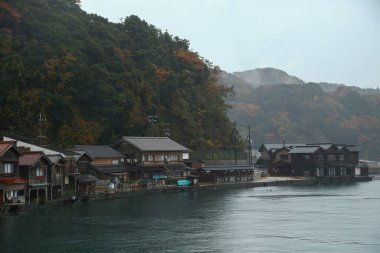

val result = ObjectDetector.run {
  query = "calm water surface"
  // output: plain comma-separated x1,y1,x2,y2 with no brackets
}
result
1,181,380,253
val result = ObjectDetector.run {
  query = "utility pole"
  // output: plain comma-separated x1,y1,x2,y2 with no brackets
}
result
229,121,238,165
234,121,237,165
247,124,252,164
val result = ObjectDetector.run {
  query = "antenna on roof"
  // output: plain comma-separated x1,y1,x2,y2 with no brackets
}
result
37,112,47,144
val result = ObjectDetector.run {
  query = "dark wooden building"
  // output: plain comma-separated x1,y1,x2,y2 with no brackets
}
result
19,151,52,203
0,141,27,207
113,137,191,183
256,143,363,178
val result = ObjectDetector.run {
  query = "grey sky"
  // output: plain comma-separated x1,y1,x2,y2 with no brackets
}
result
81,0,380,88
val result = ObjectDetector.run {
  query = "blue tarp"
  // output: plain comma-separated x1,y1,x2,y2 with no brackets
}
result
152,175,167,180
177,180,191,186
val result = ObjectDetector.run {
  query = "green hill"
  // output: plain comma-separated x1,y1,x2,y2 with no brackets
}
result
223,69,380,160
0,0,235,149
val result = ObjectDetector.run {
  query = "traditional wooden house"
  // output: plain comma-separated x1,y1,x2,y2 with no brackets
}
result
69,151,97,198
0,141,27,207
112,137,191,183
72,145,131,189
3,135,97,199
257,142,362,179
196,164,255,184
46,154,65,199
289,146,326,177
19,151,52,203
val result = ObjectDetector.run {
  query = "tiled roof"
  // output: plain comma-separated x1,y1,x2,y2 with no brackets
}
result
121,137,190,152
345,146,361,152
0,141,13,156
202,165,255,172
46,154,65,164
0,177,28,184
3,134,78,157
19,152,45,167
92,164,131,173
74,145,125,159
289,146,321,154
263,143,306,151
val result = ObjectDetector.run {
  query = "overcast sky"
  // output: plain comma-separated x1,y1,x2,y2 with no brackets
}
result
81,0,380,88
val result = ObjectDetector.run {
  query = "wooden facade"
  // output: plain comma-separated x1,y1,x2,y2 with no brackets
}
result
73,145,130,190
19,152,52,204
0,141,27,207
257,143,362,178
113,137,191,182
47,155,65,199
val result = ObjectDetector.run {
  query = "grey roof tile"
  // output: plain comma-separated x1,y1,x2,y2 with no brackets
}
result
122,137,190,152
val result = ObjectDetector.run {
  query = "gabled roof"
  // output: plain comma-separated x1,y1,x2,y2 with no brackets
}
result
345,145,361,152
19,151,51,167
119,137,190,152
46,154,66,164
0,141,22,157
289,146,321,154
3,134,78,157
73,145,124,159
261,143,305,152
72,150,93,162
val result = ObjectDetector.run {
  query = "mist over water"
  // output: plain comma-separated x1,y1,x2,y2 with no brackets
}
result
1,181,380,252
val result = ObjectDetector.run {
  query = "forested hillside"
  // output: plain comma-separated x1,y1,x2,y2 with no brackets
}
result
224,69,380,160
0,0,235,149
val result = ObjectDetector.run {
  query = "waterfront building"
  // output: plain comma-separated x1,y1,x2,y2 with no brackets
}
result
256,142,366,178
46,154,65,199
19,151,51,204
195,164,255,184
72,145,132,189
112,136,191,184
3,135,97,199
0,141,27,207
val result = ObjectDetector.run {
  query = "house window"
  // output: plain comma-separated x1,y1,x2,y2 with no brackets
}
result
55,166,62,174
144,155,154,162
328,155,336,161
112,160,119,164
155,155,165,162
166,155,179,162
280,155,288,160
315,167,323,177
340,167,346,176
303,154,310,159
36,167,44,176
318,155,324,162
329,168,336,176
4,163,14,174
339,155,345,161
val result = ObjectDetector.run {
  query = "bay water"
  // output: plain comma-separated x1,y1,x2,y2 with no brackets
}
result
1,180,379,252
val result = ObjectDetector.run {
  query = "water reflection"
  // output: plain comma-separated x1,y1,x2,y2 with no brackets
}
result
1,181,380,252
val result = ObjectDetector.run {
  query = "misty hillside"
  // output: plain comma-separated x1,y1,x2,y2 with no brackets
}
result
0,0,235,149
233,68,305,87
221,69,380,160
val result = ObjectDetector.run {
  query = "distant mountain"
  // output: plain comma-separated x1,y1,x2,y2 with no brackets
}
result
233,68,305,88
220,68,380,160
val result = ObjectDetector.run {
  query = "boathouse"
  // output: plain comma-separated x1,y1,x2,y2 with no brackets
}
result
0,141,27,207
256,142,363,179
